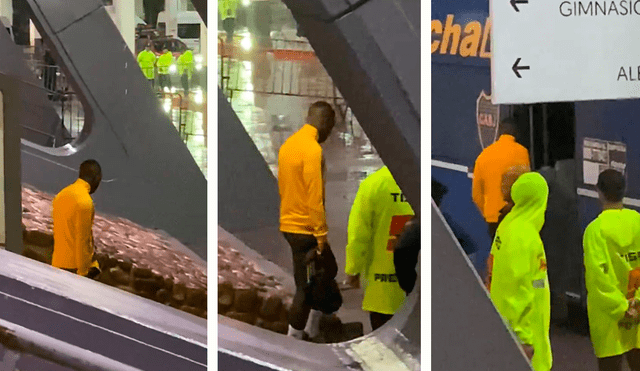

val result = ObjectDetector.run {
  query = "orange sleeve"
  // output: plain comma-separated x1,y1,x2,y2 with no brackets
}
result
303,146,328,241
75,199,94,277
472,156,485,216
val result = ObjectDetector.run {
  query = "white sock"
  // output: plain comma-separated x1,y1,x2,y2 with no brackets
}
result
304,309,322,338
287,325,305,339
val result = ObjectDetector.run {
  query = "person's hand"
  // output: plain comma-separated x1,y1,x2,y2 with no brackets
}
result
632,299,640,324
619,299,640,329
522,344,534,360
87,267,101,280
316,238,327,254
346,274,360,289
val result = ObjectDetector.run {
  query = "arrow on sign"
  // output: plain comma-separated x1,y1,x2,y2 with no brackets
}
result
512,58,530,78
510,0,528,12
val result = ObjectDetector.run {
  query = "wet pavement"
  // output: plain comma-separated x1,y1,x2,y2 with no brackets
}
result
550,303,600,371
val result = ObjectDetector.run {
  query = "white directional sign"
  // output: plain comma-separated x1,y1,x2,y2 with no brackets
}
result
491,0,640,104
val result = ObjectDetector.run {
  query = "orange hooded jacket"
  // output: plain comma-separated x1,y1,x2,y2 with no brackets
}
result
472,135,530,223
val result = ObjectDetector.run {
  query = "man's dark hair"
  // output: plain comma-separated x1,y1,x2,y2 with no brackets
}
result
308,101,335,127
597,169,625,203
499,117,518,137
79,160,101,181
432,179,448,207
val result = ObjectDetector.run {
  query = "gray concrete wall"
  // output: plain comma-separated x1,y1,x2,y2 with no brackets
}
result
218,90,292,272
0,25,67,147
432,202,533,370
0,76,24,255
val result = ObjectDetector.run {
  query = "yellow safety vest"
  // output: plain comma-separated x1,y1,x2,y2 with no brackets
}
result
219,0,239,20
137,50,156,80
157,52,173,75
178,50,194,78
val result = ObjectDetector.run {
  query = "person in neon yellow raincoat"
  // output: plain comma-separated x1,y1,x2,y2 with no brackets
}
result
156,49,174,91
219,0,239,43
137,44,156,87
345,166,414,331
584,169,640,371
178,50,194,96
486,172,552,371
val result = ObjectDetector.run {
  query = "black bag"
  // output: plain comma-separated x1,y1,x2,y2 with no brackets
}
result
304,246,342,314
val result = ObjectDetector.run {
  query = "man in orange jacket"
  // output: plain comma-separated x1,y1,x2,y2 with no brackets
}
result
278,101,335,341
472,118,530,242
51,160,102,278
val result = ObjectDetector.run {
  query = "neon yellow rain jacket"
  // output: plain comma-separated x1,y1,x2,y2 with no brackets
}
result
345,166,414,315
584,208,640,358
136,50,156,80
178,50,194,79
486,172,552,371
157,52,173,75
219,0,239,20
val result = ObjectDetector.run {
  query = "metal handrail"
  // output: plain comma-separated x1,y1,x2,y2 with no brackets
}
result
0,319,141,371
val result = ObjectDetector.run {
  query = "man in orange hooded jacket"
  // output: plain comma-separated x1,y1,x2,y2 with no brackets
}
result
472,118,530,242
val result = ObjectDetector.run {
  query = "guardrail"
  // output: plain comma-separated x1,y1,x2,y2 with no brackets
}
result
218,36,352,129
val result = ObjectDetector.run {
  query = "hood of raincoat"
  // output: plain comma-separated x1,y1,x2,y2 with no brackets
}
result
507,172,549,232
599,209,640,248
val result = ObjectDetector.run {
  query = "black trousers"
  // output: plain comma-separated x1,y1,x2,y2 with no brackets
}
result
181,73,190,96
222,18,235,44
370,312,393,331
158,74,171,90
598,349,640,371
283,232,323,331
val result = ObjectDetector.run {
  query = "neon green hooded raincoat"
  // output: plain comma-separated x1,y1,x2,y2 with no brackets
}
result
487,172,552,371
178,50,194,79
584,208,640,358
345,166,414,315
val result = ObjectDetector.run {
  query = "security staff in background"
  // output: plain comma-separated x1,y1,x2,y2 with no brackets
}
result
278,101,335,341
137,43,157,87
472,117,530,242
219,0,239,44
177,49,194,97
345,166,414,331
157,48,173,91
584,169,640,371
485,172,552,371
51,160,103,278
